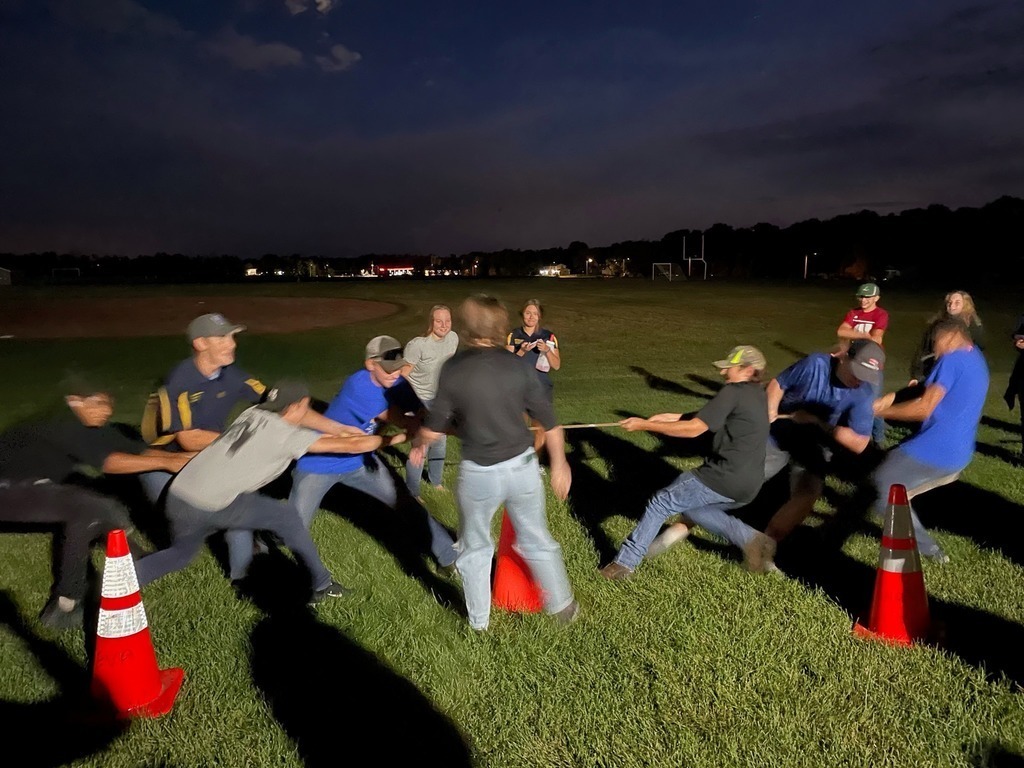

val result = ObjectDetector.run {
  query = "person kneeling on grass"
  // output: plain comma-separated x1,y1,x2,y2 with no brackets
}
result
598,345,775,580
134,380,405,603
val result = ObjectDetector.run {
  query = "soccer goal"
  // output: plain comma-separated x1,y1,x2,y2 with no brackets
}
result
652,263,686,281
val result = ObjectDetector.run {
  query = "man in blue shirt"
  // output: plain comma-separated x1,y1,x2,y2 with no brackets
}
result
760,340,884,547
232,336,458,589
872,318,989,562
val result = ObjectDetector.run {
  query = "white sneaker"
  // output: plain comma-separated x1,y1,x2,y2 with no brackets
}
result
647,523,691,558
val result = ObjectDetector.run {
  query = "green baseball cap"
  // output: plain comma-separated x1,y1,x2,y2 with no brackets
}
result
855,283,880,298
713,345,767,371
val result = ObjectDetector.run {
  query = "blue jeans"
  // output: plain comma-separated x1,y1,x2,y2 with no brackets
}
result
870,448,961,557
136,492,333,591
616,471,753,569
139,470,173,505
224,454,458,579
456,448,574,630
406,400,447,497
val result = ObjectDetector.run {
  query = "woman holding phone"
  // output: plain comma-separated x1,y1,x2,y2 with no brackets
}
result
506,299,561,457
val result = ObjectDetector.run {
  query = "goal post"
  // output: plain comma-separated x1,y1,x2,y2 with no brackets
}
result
652,262,686,281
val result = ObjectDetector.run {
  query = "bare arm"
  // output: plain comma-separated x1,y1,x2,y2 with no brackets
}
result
831,426,870,455
876,383,947,423
103,451,193,474
766,378,785,422
306,432,405,455
543,425,571,500
175,429,220,452
836,321,873,341
408,425,444,467
539,339,561,371
298,409,365,437
620,416,710,439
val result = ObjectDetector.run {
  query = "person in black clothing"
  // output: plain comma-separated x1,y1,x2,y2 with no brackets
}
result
598,345,775,578
411,295,577,631
1004,313,1024,457
0,380,191,629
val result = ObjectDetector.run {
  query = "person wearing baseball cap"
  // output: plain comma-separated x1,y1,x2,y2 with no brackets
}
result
0,375,192,629
228,334,459,591
757,339,885,549
871,318,989,564
837,282,889,444
135,379,403,603
599,344,775,579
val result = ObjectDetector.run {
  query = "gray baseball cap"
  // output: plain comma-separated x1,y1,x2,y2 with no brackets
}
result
847,340,885,386
187,313,246,341
365,335,407,373
257,380,309,413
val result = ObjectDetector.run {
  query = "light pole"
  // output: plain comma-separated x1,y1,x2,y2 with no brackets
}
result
804,252,817,280
586,257,593,276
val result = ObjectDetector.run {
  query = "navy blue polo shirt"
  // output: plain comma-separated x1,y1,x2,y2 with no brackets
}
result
158,359,265,444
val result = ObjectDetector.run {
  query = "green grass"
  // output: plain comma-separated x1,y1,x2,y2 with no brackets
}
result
2,278,1024,767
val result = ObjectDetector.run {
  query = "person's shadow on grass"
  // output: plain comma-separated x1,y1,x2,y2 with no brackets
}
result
771,524,1024,691
245,556,473,767
628,366,715,401
566,417,709,566
0,591,126,767
297,464,464,614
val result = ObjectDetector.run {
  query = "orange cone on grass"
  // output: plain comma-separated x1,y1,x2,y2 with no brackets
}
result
492,510,543,613
90,529,184,718
853,484,931,646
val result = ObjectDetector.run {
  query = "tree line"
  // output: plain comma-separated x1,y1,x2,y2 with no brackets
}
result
1,195,1020,285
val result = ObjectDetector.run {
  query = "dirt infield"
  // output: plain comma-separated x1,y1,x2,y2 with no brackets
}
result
0,296,400,339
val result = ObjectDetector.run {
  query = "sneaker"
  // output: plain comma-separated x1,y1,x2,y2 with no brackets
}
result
925,550,950,565
742,533,778,574
552,600,580,625
309,580,352,605
38,597,84,630
598,562,634,581
646,523,690,558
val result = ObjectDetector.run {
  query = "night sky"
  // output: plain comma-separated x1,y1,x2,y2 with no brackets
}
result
1,0,1022,257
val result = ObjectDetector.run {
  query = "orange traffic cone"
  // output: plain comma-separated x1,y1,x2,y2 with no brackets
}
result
491,510,544,613
90,529,184,718
853,484,931,646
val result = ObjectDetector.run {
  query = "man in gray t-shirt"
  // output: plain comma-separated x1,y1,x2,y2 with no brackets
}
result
599,345,776,579
401,304,460,498
134,381,405,603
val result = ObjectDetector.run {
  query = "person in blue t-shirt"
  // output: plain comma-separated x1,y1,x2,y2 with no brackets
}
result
760,339,884,546
872,318,989,563
231,335,458,588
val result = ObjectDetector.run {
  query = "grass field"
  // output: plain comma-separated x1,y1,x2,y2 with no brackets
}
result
1,278,1023,768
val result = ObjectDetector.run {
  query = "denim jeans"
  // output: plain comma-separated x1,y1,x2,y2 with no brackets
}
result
870,448,962,557
456,448,574,630
136,492,333,591
406,400,447,497
139,470,173,505
222,453,458,579
616,471,752,569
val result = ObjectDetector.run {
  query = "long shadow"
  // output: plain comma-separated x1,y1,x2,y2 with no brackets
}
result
772,528,1024,690
566,422,707,564
628,366,714,401
909,482,1024,570
975,440,1022,467
246,557,473,767
684,373,724,395
982,414,1020,434
772,340,811,361
310,462,464,614
0,592,126,767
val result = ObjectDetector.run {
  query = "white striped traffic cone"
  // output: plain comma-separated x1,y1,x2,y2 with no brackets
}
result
90,529,184,718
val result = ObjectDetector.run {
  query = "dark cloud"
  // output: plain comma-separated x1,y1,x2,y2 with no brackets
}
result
0,1,1022,255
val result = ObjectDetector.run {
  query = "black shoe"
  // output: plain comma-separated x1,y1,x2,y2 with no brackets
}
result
598,562,634,581
38,597,84,630
309,580,352,605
